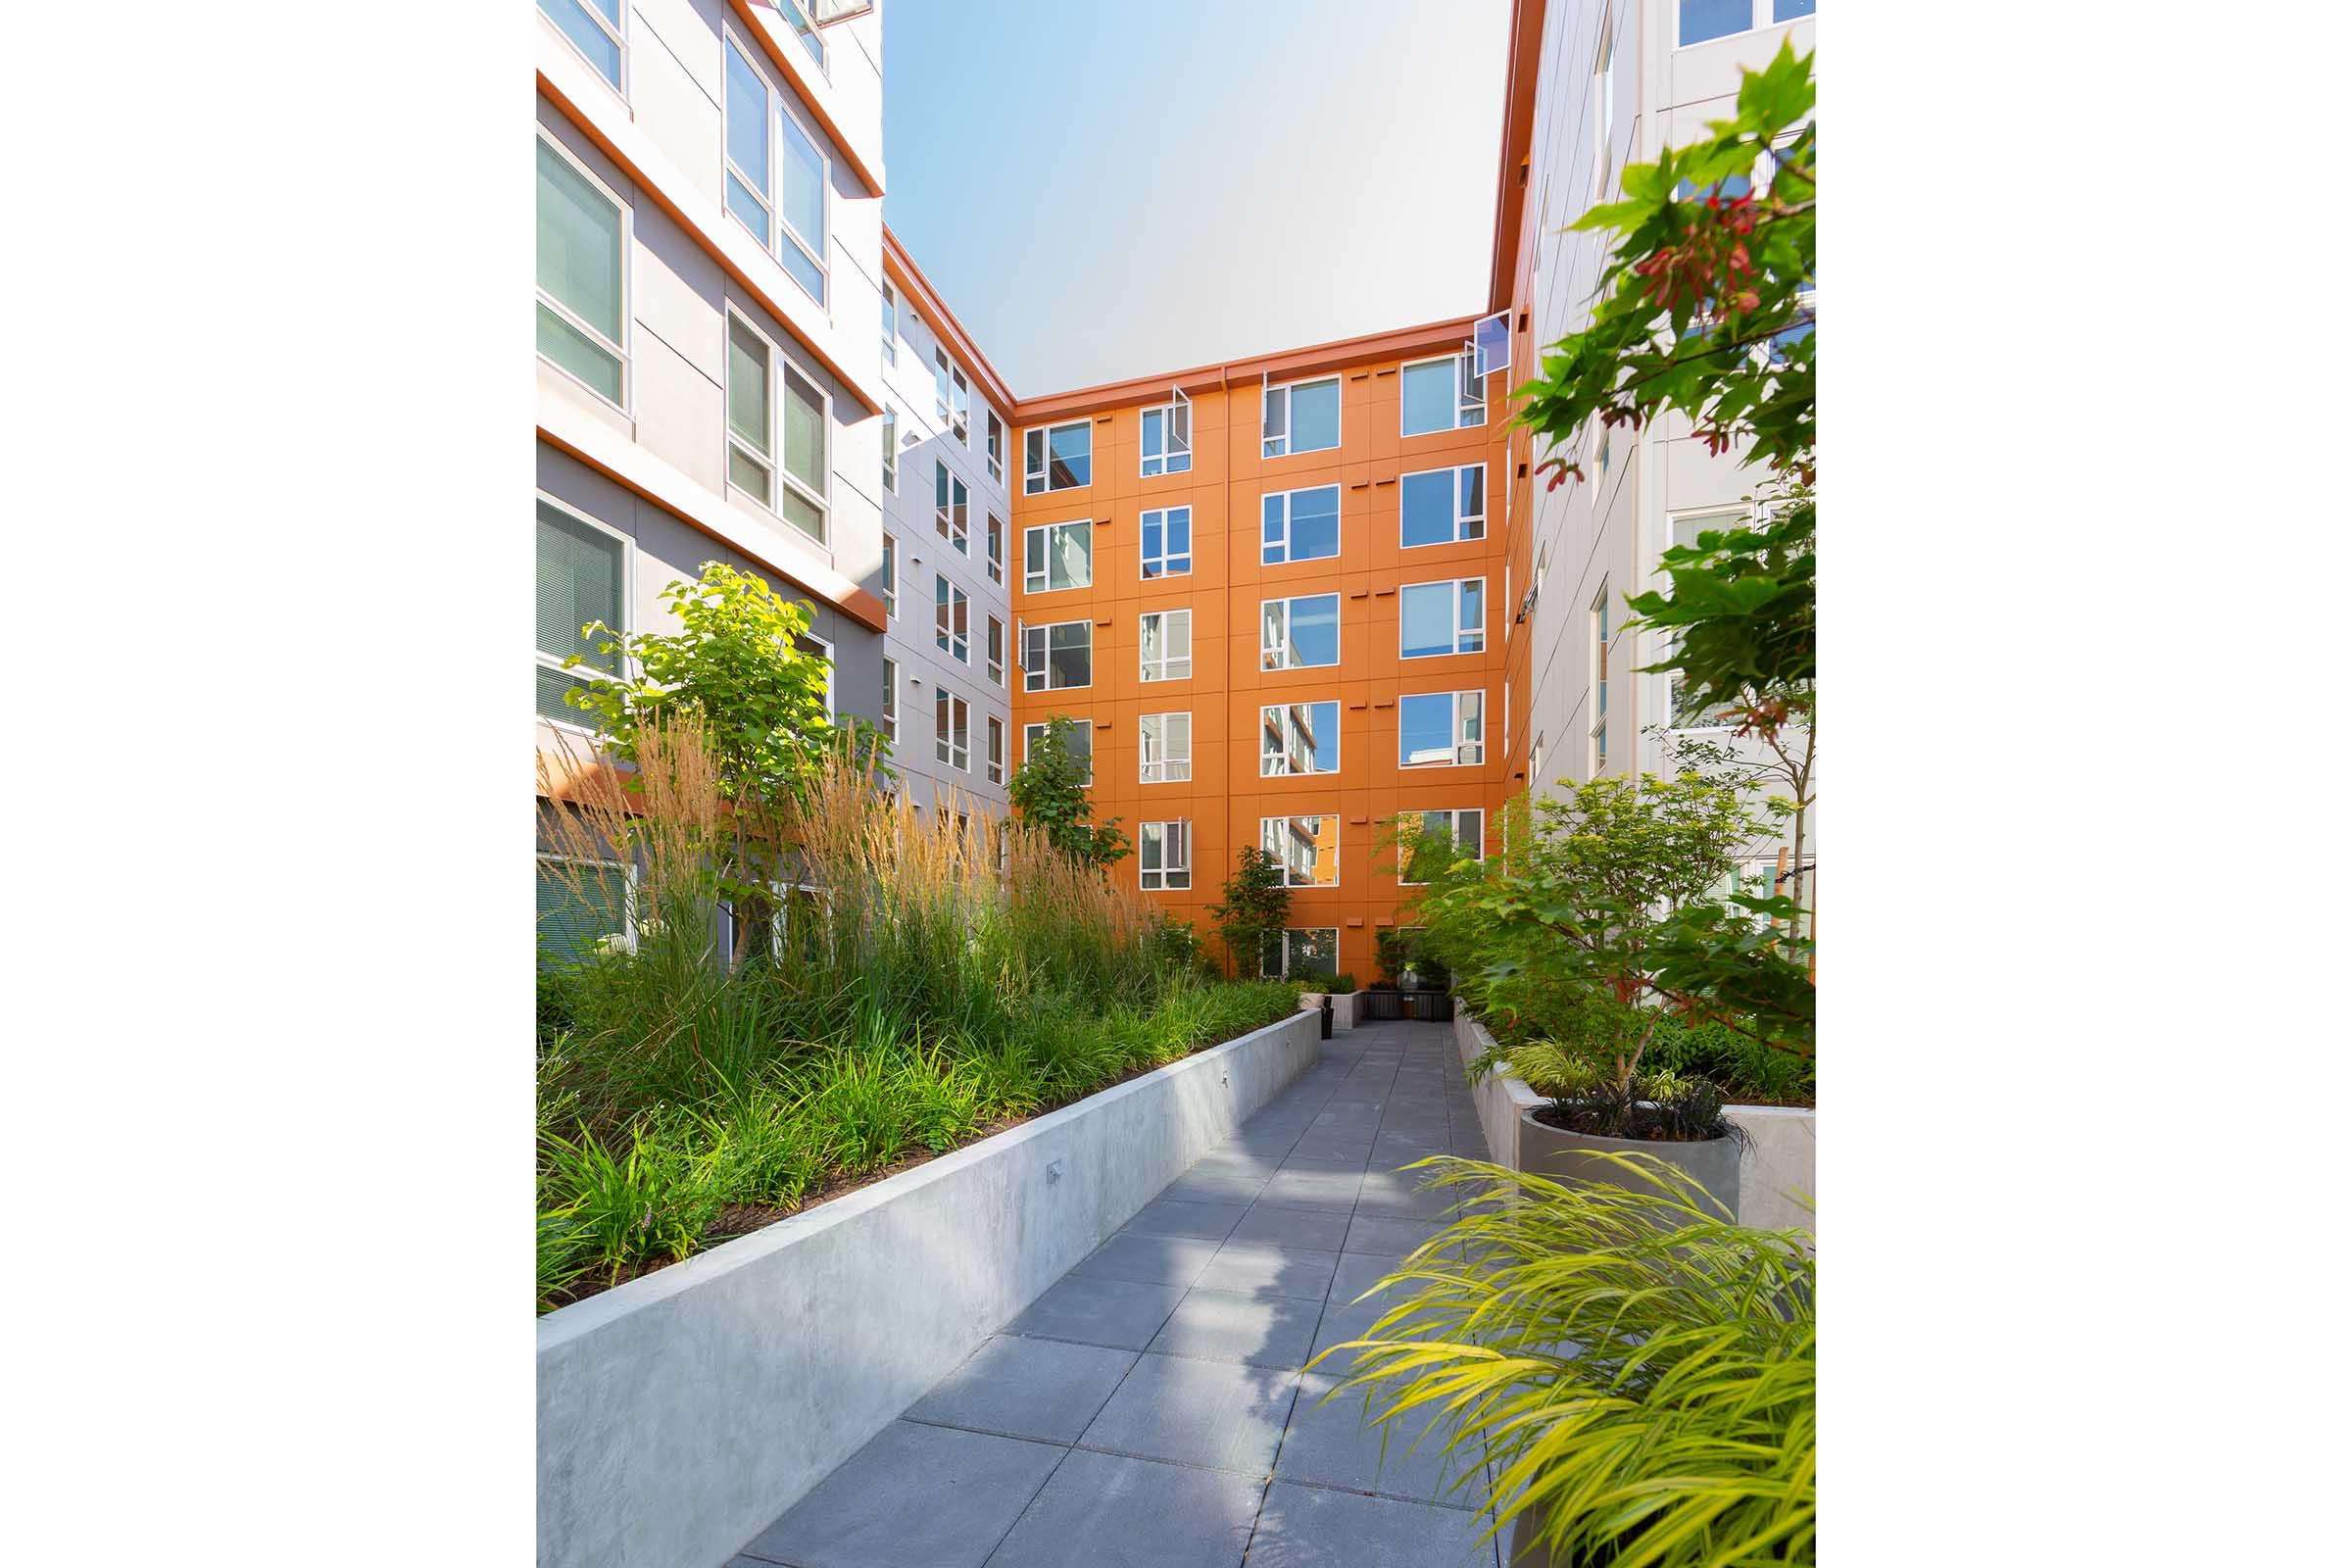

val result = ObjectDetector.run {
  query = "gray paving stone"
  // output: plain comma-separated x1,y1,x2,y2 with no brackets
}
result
1148,1286,1325,1369
1276,1150,1372,1173
1290,1133,1377,1162
1343,1215,1449,1258
1328,1250,1411,1306
906,1336,1139,1444
1079,1351,1300,1475
1122,1198,1250,1243
985,1448,1265,1568
1244,1481,1498,1568
1255,1167,1367,1214
1351,1172,1456,1220
739,1421,1064,1568
1304,1297,1391,1379
1196,1242,1342,1301
1228,1204,1352,1251
1276,1373,1487,1508
1008,1274,1189,1350
1070,1233,1224,1288
1162,1171,1275,1205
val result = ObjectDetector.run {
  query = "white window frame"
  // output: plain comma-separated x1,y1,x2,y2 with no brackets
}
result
1023,518,1093,594
535,491,631,735
934,686,970,772
1590,580,1610,773
1262,373,1340,459
1021,618,1093,692
1398,576,1487,660
1140,506,1193,578
719,29,831,309
1398,690,1486,768
1024,419,1093,495
881,409,898,495
534,129,632,414
1138,609,1193,683
1261,483,1342,566
537,851,639,955
1677,0,1810,51
880,532,897,617
1140,388,1193,477
1260,593,1341,671
933,348,954,427
987,614,1005,687
986,512,1004,585
1260,815,1339,888
1396,808,1486,886
935,574,969,664
935,460,969,555
880,656,898,745
1138,820,1191,891
881,279,898,367
1399,351,1485,436
952,367,971,445
1259,699,1339,777
1398,463,1487,548
776,0,827,72
987,715,1005,785
1264,927,1341,981
1139,711,1193,784
795,629,835,718
1023,719,1094,784
1663,507,1754,732
538,0,625,93
723,305,831,541
986,410,1004,483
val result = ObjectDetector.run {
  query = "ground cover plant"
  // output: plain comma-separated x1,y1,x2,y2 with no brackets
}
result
535,714,1295,1311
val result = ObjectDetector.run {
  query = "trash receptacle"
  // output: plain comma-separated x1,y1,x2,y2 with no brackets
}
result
1318,995,1334,1040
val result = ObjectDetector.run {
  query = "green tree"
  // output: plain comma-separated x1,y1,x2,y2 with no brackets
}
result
1006,715,1130,868
1207,846,1291,980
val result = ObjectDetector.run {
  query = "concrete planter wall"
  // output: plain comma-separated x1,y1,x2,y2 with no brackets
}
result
538,1008,1320,1568
1298,990,1365,1030
1453,1012,1814,1235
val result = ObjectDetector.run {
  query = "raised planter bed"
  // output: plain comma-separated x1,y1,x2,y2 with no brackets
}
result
1297,990,1365,1030
539,1008,1321,1568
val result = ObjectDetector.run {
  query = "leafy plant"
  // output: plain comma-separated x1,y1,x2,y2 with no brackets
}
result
1007,715,1131,868
1206,845,1292,979
1323,1154,1814,1567
1327,972,1358,995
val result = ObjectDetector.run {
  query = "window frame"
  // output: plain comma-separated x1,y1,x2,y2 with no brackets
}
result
1398,351,1485,437
880,279,898,367
1022,518,1094,594
1398,689,1486,768
1140,506,1193,578
722,305,831,541
534,128,632,414
1590,580,1610,772
718,29,832,309
534,491,631,735
1138,819,1192,891
1677,0,1810,51
1261,483,1342,567
880,532,897,617
1259,814,1339,888
537,850,639,961
538,0,625,93
951,366,971,445
1396,808,1486,886
1259,699,1340,777
1262,373,1341,460
1020,618,1093,693
934,573,969,663
1398,576,1487,660
1140,390,1193,477
934,459,969,555
1260,592,1342,671
1398,463,1487,548
880,656,898,745
1263,927,1341,981
987,614,1005,687
986,512,1004,585
881,408,898,494
934,685,970,772
987,715,1005,785
1662,507,1755,732
1138,609,1193,683
1023,718,1094,784
1138,711,1193,784
1023,419,1094,495
986,410,1004,483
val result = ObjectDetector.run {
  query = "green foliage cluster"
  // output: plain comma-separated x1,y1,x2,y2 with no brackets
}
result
1322,1154,1813,1567
1206,846,1292,978
1006,716,1131,867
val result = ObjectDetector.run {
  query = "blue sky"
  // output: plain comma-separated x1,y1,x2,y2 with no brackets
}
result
881,0,1513,396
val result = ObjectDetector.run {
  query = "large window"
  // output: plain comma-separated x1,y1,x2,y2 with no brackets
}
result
721,37,829,305
1591,582,1610,772
1139,610,1193,683
1399,464,1486,547
881,280,898,367
1399,578,1485,659
777,0,826,69
538,854,633,967
933,349,954,427
935,575,968,662
1399,691,1485,767
536,135,627,406
881,410,898,494
987,716,1004,785
536,498,624,724
1262,485,1340,565
986,513,1004,585
1023,719,1093,784
1024,420,1092,494
1141,507,1192,578
880,533,897,617
539,0,622,88
1397,808,1484,885
1262,927,1339,981
1024,519,1092,593
1666,511,1751,729
987,615,1005,687
1261,593,1340,670
1021,620,1092,691
880,658,897,744
1680,0,1811,49
1260,816,1338,887
987,412,1004,483
1260,700,1339,776
938,357,969,445
1263,374,1339,459
1141,395,1192,476
1400,353,1484,436
724,311,828,540
935,461,969,554
1139,821,1191,891
935,688,969,771
1139,712,1193,783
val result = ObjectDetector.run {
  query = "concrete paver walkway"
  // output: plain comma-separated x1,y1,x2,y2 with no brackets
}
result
729,1019,1502,1568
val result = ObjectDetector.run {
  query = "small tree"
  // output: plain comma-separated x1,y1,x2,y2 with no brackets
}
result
1006,715,1130,869
1207,846,1291,979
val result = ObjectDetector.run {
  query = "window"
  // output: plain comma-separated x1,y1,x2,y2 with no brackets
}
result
880,533,897,617
1262,927,1339,981
935,688,969,771
881,280,898,367
1261,484,1340,565
1139,712,1193,783
934,461,969,554
986,513,1004,585
536,498,625,724
536,135,627,406
1399,691,1485,767
934,575,968,662
1024,719,1093,784
1140,507,1192,578
1260,816,1338,887
1021,620,1092,691
776,0,825,68
1397,808,1484,885
880,658,898,745
538,854,633,967
986,411,1004,483
1023,519,1092,593
796,630,835,717
1531,732,1546,788
724,311,828,540
1590,583,1610,772
987,716,1004,785
1024,420,1092,494
1400,353,1484,435
1139,821,1191,891
1260,700,1339,776
1593,10,1617,198
952,367,971,444
1261,593,1340,670
932,349,954,427
1141,392,1192,476
1399,465,1486,547
1262,375,1339,459
540,0,622,89
987,615,1005,686
1680,0,1808,47
881,410,898,494
721,37,829,305
1666,512,1751,729
1139,610,1193,683
1399,578,1485,659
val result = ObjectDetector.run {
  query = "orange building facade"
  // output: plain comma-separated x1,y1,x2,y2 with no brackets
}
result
1007,319,1520,982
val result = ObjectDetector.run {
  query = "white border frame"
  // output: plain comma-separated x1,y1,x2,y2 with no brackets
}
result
1395,807,1486,887
1259,592,1343,672
934,458,969,555
534,490,633,737
1259,814,1341,889
1261,372,1342,460
538,0,627,97
1022,518,1094,595
1660,504,1755,733
1020,617,1094,693
534,127,633,416
1260,483,1343,567
1138,711,1193,784
1397,351,1485,438
1258,698,1341,778
1140,506,1194,579
1137,819,1192,891
986,613,1006,688
1264,926,1342,980
1023,418,1094,495
1021,717,1095,784
933,684,971,773
1398,462,1488,548
933,572,969,664
536,849,640,956
722,303,832,543
1398,689,1486,768
1675,0,1809,52
1139,394,1194,478
1138,609,1194,684
1398,575,1488,660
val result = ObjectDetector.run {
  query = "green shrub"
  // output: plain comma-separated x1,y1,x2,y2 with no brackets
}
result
1328,972,1358,994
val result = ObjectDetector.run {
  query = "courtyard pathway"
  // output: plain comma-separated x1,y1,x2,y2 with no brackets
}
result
727,1018,1505,1568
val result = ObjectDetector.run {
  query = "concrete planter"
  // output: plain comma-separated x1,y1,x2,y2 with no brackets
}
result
538,1008,1320,1568
1296,991,1366,1032
1517,1104,1740,1216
